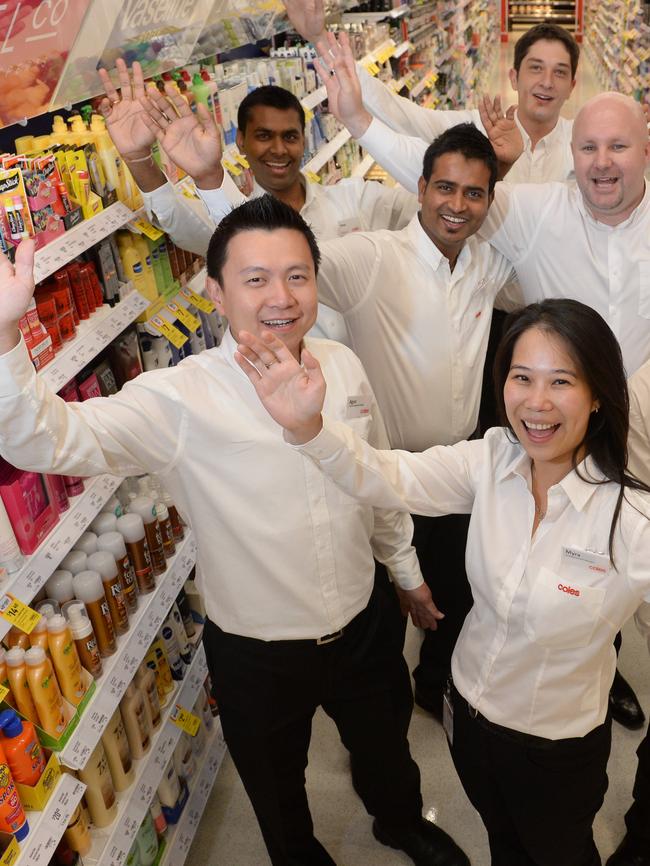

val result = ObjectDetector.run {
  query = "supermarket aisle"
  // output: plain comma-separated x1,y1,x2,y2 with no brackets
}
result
187,39,646,866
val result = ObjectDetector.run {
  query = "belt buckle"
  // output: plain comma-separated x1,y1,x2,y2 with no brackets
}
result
316,629,343,645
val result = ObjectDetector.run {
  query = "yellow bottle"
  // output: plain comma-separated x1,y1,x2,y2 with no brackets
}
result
14,135,35,154
47,614,87,707
28,617,50,655
24,647,66,737
0,649,15,707
131,233,160,303
116,232,157,303
4,648,39,725
90,115,129,204
51,116,73,145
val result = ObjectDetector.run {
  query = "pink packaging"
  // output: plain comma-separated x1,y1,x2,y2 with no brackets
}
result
0,463,58,554
77,372,102,401
57,379,80,402
57,379,86,497
45,474,70,514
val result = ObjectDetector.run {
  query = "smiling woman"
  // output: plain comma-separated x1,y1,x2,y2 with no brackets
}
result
239,296,650,866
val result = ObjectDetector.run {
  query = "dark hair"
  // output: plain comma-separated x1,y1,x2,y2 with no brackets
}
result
493,299,650,564
237,85,306,134
513,23,580,79
422,123,498,194
206,194,321,285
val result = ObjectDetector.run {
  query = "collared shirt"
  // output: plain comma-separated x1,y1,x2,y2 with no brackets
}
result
297,421,650,738
0,332,421,640
357,67,575,188
143,172,419,343
628,359,650,482
480,181,650,375
314,214,516,450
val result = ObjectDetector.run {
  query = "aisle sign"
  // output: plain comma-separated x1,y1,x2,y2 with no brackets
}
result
0,0,92,127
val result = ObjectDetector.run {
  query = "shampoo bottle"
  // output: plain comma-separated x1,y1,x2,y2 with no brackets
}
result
47,614,87,706
24,646,66,737
87,550,129,634
72,570,116,657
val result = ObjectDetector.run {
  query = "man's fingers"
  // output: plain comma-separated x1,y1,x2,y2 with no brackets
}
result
13,239,35,288
163,83,193,118
234,350,263,382
132,61,146,100
115,57,133,102
98,67,119,103
139,94,173,129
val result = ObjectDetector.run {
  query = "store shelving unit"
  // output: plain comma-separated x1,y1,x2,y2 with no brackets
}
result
584,0,649,97
83,643,209,866
508,0,576,29
16,773,87,865
159,718,227,865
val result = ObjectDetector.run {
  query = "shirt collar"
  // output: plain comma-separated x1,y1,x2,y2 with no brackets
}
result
514,112,566,153
251,173,312,211
497,439,608,512
405,213,473,273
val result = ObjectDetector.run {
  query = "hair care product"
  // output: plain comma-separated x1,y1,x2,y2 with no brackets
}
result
46,570,75,605
136,810,159,865
101,708,134,792
5,648,39,725
67,603,102,678
134,663,161,730
63,803,92,856
154,502,175,558
115,514,155,593
96,531,138,611
128,497,166,576
90,512,117,537
59,549,87,575
0,708,46,786
72,570,116,657
24,646,66,737
0,739,29,840
101,495,123,517
45,474,70,515
35,600,60,619
157,755,181,812
86,551,129,634
47,615,87,706
78,739,117,828
0,498,24,577
120,683,151,758
74,531,98,556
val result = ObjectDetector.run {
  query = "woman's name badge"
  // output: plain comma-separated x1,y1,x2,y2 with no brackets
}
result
346,396,371,419
561,546,610,575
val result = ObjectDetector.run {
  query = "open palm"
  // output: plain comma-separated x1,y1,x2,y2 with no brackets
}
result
479,95,523,165
98,59,155,159
0,240,36,329
283,0,326,43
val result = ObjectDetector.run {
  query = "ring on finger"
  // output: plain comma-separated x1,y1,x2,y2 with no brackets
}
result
265,360,277,369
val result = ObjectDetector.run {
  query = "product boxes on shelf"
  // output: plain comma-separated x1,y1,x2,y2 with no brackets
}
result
0,466,58,556
16,751,62,812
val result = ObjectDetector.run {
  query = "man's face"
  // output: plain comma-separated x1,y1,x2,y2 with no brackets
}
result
207,228,318,361
572,96,650,226
417,152,492,262
236,105,305,193
509,39,575,128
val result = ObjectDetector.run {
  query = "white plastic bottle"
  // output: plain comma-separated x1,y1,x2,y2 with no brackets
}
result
59,549,88,575
78,739,118,828
0,497,23,577
45,569,75,606
74,531,98,556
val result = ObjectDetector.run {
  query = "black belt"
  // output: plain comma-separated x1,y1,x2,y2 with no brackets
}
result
316,629,344,645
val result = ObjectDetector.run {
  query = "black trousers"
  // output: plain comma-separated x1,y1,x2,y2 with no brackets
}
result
412,512,473,697
202,585,422,866
449,685,611,866
624,728,650,844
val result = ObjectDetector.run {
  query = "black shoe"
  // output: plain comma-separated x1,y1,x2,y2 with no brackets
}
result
606,834,650,865
414,688,443,723
373,817,470,866
609,670,646,730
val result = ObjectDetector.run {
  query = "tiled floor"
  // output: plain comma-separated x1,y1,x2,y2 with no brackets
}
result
187,35,646,866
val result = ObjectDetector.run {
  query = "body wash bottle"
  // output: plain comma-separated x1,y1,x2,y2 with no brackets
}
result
47,614,87,706
24,646,66,737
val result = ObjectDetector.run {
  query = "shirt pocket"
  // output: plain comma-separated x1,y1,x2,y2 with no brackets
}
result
524,566,606,650
638,262,650,318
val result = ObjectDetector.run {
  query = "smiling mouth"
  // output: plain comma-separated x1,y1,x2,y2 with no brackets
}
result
533,93,554,102
591,176,619,189
261,318,298,330
522,420,560,442
440,214,468,228
263,161,292,171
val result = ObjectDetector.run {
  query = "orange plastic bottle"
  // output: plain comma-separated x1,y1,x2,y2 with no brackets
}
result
0,708,46,786
0,739,29,841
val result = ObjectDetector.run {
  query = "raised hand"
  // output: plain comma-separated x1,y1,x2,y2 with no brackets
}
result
283,0,326,44
314,31,372,139
98,59,156,160
0,240,35,352
235,330,325,443
138,84,224,189
478,95,523,168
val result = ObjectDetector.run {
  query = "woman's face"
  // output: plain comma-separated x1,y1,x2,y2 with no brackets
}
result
504,327,600,475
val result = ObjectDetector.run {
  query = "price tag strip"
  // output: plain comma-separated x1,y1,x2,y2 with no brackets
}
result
17,774,86,865
160,720,227,866
39,291,149,392
303,129,352,177
0,475,123,642
82,643,207,866
0,595,41,634
170,705,201,737
33,202,136,284
60,534,197,770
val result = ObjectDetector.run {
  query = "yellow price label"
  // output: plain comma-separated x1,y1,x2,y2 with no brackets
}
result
362,61,380,76
234,154,250,169
305,170,321,184
179,286,215,314
223,159,242,177
148,315,188,349
171,704,201,736
304,108,314,122
166,301,200,333
0,684,8,704
0,837,19,866
132,218,164,241
0,594,41,634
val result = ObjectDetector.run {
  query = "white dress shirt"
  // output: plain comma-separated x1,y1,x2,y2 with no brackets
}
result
357,68,575,186
628,359,650,481
296,421,650,738
0,332,421,640
314,214,516,450
479,181,650,375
